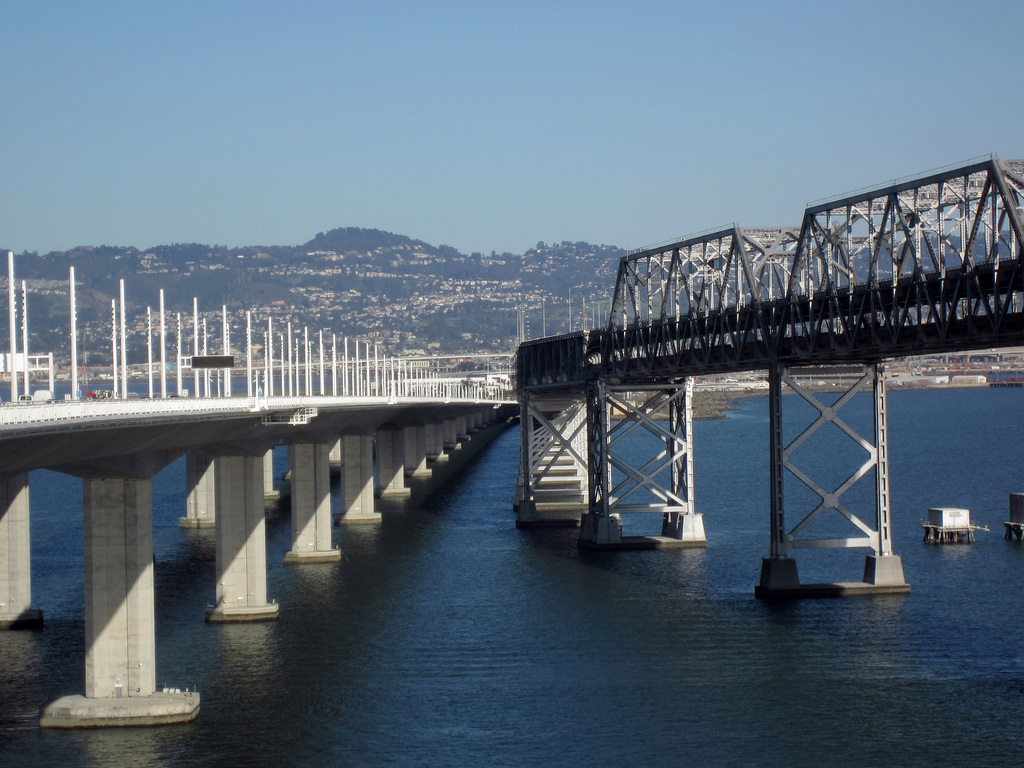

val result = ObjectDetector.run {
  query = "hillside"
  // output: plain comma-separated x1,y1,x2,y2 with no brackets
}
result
1,228,625,361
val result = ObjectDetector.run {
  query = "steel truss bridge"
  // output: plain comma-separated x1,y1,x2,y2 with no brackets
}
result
516,155,1024,597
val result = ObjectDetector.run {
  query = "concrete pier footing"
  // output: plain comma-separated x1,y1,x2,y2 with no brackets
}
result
754,555,910,599
578,512,709,551
0,473,43,629
661,512,708,548
40,691,200,728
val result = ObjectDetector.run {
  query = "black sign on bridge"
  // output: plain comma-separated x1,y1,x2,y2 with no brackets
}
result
190,355,235,369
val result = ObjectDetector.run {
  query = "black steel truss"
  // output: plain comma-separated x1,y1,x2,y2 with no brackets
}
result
518,155,1024,390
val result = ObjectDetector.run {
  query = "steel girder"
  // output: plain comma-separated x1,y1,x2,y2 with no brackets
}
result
580,155,1024,383
515,332,590,390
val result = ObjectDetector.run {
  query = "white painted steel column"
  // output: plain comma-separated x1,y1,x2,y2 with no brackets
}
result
266,318,274,398
159,290,167,398
202,318,210,397
8,252,17,403
192,298,200,398
343,337,349,396
286,321,293,396
70,267,79,399
21,281,29,398
318,330,325,395
146,308,154,399
176,313,183,396
222,305,230,398
246,312,253,397
0,473,42,628
331,334,337,396
119,280,127,398
110,300,118,399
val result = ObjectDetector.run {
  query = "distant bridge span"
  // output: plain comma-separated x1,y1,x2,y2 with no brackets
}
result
515,154,1024,597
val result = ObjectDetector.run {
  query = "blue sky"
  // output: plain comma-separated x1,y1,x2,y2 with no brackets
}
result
2,0,1021,256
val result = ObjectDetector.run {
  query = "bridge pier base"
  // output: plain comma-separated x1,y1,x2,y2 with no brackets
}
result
206,454,279,621
662,511,707,545
336,435,380,524
180,449,216,528
579,512,622,546
863,554,907,586
755,364,909,599
0,473,43,629
41,475,199,727
284,443,340,563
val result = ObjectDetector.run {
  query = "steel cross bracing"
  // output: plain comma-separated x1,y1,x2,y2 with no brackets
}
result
587,380,694,521
767,365,892,559
516,155,1024,390
517,393,589,518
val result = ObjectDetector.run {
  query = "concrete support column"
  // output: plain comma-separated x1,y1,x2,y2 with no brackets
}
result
40,477,199,727
285,443,339,563
404,425,430,479
263,448,280,501
0,473,42,628
443,419,458,450
456,415,470,441
375,428,410,498
185,450,217,525
206,455,279,622
83,478,156,699
424,423,441,461
328,438,342,470
181,450,216,529
338,434,380,524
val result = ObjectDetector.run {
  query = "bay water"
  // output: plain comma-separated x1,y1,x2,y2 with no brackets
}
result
0,387,1022,766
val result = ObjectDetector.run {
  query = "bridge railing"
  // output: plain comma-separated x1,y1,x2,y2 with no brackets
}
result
0,386,513,432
